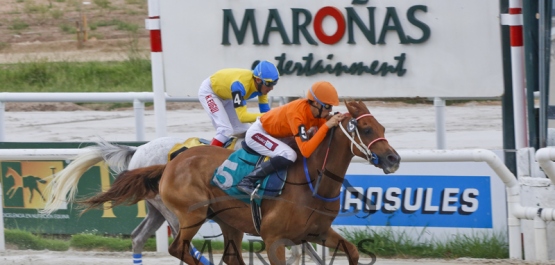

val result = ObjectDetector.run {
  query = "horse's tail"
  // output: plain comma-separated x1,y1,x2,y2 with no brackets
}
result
78,164,166,212
41,140,137,215
94,139,137,173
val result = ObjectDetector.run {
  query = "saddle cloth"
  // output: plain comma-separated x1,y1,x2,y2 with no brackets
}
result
166,137,287,205
210,148,287,205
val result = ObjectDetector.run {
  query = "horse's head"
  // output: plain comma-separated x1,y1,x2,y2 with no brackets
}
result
5,167,19,179
341,101,400,174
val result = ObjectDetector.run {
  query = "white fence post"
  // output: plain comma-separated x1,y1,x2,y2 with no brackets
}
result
0,101,4,142
155,221,169,253
434,97,446,149
133,99,146,141
0,181,5,252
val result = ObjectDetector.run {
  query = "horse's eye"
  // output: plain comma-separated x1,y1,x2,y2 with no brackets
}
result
364,128,372,134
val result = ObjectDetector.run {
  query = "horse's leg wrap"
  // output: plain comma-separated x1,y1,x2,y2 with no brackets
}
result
237,156,292,196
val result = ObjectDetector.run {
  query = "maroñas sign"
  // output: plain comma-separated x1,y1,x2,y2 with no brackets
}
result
160,0,503,98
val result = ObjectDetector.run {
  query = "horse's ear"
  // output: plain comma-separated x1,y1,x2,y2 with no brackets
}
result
346,100,361,117
358,101,370,114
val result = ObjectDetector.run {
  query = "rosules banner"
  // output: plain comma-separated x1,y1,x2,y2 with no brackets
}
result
336,175,492,228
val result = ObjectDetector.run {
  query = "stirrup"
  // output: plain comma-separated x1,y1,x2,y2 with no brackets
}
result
249,184,261,201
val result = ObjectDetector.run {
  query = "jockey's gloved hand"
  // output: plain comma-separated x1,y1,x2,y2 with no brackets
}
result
325,113,345,128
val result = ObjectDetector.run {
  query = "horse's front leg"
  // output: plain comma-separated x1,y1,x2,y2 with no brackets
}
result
6,187,15,198
28,188,34,203
264,238,287,265
218,221,246,265
315,228,359,265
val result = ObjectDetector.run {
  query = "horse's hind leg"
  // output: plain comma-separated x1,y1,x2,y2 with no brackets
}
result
168,206,209,265
35,187,46,201
131,201,166,264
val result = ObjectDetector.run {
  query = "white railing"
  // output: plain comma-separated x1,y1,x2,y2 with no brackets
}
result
0,148,525,259
0,92,492,148
0,92,286,142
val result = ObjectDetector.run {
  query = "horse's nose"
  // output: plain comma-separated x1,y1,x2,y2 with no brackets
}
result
387,153,400,165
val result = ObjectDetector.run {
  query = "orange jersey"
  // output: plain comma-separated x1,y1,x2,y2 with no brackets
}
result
260,99,329,158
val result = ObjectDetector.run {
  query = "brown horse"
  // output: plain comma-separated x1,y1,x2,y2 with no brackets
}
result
81,100,400,265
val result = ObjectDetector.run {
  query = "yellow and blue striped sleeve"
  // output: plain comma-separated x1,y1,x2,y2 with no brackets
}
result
258,94,270,113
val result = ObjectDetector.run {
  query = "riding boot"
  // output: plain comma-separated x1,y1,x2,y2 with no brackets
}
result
237,156,293,196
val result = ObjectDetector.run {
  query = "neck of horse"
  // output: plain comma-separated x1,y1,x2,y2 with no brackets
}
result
307,125,354,200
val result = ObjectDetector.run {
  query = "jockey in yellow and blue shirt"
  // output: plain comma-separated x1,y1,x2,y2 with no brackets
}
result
198,60,280,147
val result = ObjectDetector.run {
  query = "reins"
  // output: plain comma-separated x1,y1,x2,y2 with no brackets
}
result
306,126,340,202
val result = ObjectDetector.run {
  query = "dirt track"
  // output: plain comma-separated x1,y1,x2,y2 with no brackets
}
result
3,102,503,150
3,249,555,265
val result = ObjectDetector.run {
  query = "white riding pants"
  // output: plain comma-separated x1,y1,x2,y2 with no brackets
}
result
198,78,251,143
245,119,297,163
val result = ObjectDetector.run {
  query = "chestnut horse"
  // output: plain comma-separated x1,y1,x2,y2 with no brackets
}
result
80,100,400,265
42,137,319,265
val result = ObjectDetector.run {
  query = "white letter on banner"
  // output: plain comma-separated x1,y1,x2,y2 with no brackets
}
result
344,187,364,212
441,188,459,213
384,187,401,212
423,188,439,213
461,188,479,213
365,187,382,212
403,187,423,212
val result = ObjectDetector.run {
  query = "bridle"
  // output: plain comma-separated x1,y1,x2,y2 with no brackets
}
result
305,113,388,202
338,113,388,166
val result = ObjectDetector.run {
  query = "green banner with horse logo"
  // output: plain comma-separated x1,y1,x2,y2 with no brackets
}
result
0,142,146,235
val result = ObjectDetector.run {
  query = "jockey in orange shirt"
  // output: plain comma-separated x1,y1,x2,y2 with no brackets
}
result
198,60,280,147
237,81,345,195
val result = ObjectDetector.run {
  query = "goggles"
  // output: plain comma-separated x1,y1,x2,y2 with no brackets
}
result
320,103,332,110
262,79,278,87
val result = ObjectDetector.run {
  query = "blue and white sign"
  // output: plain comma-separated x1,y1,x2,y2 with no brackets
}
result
334,175,492,228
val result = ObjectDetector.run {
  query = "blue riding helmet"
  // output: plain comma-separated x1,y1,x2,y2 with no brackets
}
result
253,60,279,87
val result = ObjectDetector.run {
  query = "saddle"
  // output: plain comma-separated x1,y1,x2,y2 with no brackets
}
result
167,137,239,161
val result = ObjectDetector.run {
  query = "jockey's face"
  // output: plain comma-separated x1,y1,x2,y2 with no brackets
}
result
309,101,332,118
257,78,275,95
